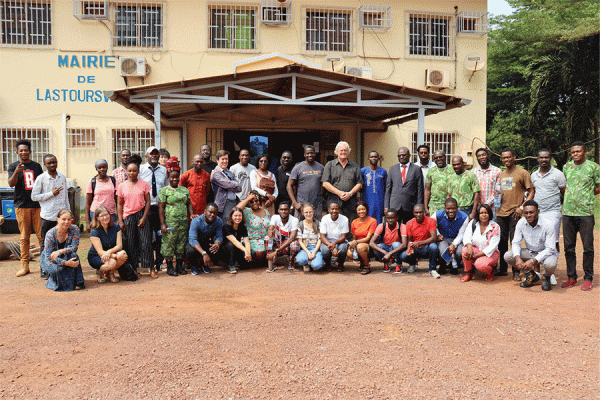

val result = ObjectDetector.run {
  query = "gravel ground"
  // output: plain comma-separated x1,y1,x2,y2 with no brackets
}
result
0,231,598,400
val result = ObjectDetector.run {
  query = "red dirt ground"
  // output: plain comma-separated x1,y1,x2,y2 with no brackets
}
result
0,231,598,399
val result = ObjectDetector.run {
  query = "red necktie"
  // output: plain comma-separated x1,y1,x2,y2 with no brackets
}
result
401,164,407,183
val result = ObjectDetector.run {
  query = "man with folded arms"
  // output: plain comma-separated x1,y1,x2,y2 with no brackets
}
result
432,197,469,275
504,200,558,291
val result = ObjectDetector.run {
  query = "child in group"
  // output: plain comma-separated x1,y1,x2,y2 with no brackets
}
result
158,157,192,276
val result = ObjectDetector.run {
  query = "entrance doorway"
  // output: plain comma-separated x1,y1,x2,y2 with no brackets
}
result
223,130,339,169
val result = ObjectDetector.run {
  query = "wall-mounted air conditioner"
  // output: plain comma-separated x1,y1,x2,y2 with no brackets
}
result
344,65,373,79
261,0,292,26
119,57,149,77
426,69,450,89
73,1,109,20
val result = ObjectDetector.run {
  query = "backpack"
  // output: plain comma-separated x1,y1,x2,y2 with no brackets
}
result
91,176,117,198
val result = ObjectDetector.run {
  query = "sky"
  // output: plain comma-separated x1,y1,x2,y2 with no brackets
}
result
487,0,515,16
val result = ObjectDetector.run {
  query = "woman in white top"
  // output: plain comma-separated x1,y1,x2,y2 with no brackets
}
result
295,203,323,272
461,204,501,282
250,154,278,215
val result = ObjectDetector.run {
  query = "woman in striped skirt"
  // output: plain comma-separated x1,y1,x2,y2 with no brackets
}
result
116,160,153,278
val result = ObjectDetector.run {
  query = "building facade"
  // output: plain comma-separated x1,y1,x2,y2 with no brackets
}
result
1,0,488,192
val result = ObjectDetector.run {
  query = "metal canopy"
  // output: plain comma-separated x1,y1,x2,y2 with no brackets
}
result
105,64,470,146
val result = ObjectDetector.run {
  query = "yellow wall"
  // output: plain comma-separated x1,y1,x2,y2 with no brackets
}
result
0,0,487,201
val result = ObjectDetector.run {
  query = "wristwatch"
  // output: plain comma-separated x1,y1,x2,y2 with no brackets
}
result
201,250,207,255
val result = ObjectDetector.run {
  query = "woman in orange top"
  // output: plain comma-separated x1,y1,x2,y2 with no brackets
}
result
347,200,377,274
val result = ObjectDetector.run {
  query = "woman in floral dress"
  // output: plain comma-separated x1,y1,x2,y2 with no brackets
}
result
237,190,270,263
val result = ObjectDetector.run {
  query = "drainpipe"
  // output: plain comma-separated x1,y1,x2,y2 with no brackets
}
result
182,122,188,167
62,113,68,176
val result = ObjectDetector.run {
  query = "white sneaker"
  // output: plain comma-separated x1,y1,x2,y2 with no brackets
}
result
303,265,310,272
550,274,557,286
430,270,441,279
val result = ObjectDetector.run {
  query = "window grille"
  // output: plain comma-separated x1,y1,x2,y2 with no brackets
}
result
303,6,354,55
405,11,454,60
410,131,457,164
260,0,291,26
359,5,390,31
0,127,51,172
66,128,96,149
206,128,223,153
112,1,164,51
0,0,52,48
457,10,488,35
208,2,259,52
73,1,108,20
110,127,154,168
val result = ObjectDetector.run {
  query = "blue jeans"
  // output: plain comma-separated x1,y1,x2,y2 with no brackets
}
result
296,246,324,270
374,242,402,264
320,242,349,266
400,242,439,271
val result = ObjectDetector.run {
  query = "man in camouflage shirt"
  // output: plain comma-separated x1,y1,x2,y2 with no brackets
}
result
424,150,452,216
447,156,481,220
560,142,600,291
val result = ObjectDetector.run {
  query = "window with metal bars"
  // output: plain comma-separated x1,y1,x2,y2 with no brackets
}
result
110,127,154,168
0,0,52,48
304,8,353,54
66,128,96,150
410,131,458,164
406,12,454,59
208,3,258,52
112,2,164,50
0,127,50,171
206,128,223,153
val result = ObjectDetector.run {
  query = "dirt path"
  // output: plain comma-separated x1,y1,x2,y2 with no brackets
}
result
0,232,598,399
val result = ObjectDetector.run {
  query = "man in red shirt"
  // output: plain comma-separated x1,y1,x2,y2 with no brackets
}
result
400,204,440,278
180,154,211,218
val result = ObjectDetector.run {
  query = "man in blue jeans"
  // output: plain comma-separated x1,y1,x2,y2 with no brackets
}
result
185,203,223,274
370,209,408,273
400,204,440,278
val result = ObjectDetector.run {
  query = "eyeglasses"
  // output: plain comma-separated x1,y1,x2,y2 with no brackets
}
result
259,160,268,163
281,156,291,159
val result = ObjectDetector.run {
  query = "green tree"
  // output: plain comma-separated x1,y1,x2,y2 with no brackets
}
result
487,0,599,167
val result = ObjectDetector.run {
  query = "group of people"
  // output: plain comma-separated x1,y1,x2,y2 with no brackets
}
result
7,137,599,292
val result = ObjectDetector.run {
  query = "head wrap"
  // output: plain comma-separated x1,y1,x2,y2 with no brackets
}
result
95,159,108,168
166,156,181,173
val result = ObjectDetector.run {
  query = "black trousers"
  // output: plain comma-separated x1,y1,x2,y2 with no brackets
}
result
496,213,518,274
397,208,414,225
223,241,251,268
123,209,153,271
185,242,220,267
147,205,164,268
40,218,57,254
563,215,595,281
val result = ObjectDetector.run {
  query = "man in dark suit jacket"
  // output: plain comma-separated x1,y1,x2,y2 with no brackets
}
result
385,147,424,224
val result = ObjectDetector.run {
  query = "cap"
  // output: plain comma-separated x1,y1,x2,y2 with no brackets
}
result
146,146,159,155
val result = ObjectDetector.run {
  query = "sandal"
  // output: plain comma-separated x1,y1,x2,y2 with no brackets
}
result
108,271,120,283
266,265,277,273
360,267,371,275
97,271,107,283
485,273,495,281
460,273,473,282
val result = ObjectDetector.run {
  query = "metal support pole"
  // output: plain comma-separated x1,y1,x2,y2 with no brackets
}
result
61,113,68,176
182,122,188,168
154,100,161,147
417,106,425,146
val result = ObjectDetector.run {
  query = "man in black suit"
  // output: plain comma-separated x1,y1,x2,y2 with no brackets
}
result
384,147,424,224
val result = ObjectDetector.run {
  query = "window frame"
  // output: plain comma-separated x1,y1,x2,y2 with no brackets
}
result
302,6,355,56
109,127,155,168
0,0,53,48
207,2,259,53
405,11,455,60
410,131,458,165
0,127,51,172
111,1,165,51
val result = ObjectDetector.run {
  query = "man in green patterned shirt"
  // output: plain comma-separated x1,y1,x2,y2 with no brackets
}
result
424,150,452,216
447,156,481,220
561,142,600,291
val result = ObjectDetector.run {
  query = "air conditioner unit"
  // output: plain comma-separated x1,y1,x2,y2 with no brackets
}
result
344,65,373,79
426,69,450,89
73,1,109,21
119,57,149,77
261,0,292,26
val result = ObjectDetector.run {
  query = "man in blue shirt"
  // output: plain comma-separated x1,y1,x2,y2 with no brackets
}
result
361,151,387,224
432,198,469,275
185,203,223,275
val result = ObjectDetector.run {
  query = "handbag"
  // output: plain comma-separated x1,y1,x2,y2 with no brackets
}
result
258,173,275,195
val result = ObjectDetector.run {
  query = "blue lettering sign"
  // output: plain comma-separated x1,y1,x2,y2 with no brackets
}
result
58,55,68,68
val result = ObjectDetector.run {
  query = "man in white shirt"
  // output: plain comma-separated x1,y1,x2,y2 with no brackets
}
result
31,154,70,279
417,144,436,181
319,202,349,271
504,200,558,291
266,202,299,272
230,149,256,201
139,146,169,272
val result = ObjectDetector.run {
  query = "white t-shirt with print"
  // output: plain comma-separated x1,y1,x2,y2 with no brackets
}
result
270,214,299,241
319,214,349,242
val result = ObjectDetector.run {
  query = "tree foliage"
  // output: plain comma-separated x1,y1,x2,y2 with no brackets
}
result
487,0,599,167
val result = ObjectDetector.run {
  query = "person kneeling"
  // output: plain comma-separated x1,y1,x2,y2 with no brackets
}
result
88,205,129,283
41,209,85,291
370,209,407,274
266,202,300,273
504,200,558,291
185,203,223,275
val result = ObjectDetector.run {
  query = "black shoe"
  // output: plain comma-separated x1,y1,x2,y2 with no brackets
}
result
175,260,186,275
155,263,162,272
541,275,552,291
40,270,49,280
494,269,508,277
438,264,447,275
520,272,540,288
166,264,178,276
449,267,459,275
